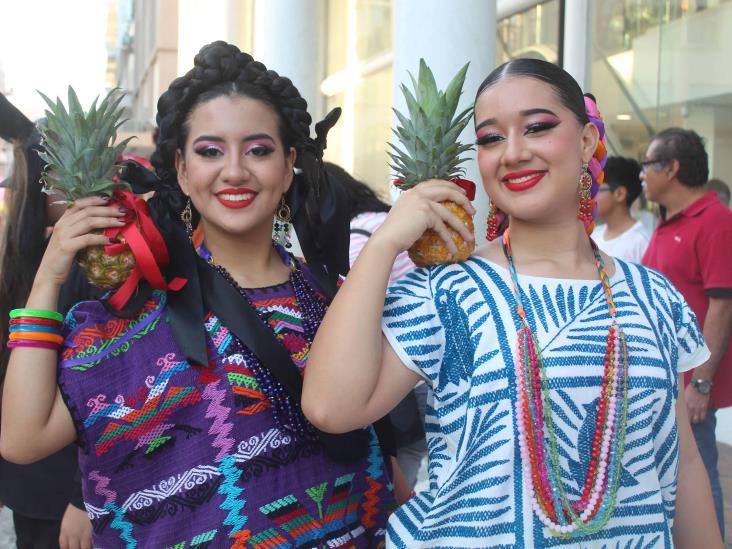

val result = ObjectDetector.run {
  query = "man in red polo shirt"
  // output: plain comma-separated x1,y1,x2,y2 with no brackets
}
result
642,127,732,540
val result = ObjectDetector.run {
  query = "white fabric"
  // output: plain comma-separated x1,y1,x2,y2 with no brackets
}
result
382,257,709,548
593,221,650,264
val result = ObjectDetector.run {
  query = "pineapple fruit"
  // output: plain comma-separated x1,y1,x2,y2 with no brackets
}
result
389,59,476,267
38,86,135,289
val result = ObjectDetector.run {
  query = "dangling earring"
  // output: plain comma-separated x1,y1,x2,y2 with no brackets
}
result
181,198,193,238
577,163,594,222
486,201,501,241
273,197,292,249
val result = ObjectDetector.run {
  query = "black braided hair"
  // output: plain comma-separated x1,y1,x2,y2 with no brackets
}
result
150,41,322,221
137,41,346,295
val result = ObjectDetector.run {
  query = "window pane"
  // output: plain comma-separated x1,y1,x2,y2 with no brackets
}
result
356,0,392,60
353,67,393,196
496,0,560,64
591,0,732,210
326,0,348,74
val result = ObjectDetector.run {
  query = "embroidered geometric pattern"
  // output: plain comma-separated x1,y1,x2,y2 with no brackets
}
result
251,294,310,371
382,258,707,548
205,313,271,417
59,278,394,547
61,293,164,372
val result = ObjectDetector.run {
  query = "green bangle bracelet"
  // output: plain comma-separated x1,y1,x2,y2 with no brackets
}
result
9,308,64,322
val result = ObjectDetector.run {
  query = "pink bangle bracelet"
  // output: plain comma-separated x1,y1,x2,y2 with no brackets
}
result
7,340,61,351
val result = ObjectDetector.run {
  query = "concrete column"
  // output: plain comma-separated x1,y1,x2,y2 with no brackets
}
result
253,0,326,125
392,0,497,242
563,0,593,91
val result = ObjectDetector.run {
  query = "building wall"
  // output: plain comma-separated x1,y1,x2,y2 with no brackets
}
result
111,0,732,201
591,0,732,192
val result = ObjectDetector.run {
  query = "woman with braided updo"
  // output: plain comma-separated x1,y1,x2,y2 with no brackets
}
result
1,41,394,547
304,59,721,547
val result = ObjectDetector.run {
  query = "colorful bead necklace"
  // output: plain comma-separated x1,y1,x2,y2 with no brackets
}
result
502,231,630,537
199,242,324,440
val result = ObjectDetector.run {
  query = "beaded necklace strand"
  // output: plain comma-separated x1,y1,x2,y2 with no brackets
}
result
502,230,630,537
200,242,324,440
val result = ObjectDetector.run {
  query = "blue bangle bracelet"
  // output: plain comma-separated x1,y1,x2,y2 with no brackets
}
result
8,324,62,334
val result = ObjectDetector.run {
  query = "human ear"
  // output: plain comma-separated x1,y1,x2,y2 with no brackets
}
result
175,150,190,196
614,186,628,204
667,159,680,181
283,147,297,193
580,122,600,164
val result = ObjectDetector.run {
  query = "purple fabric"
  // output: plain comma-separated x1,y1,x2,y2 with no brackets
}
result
58,281,394,547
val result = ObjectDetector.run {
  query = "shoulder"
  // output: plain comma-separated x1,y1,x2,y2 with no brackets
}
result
629,221,651,240
706,204,732,234
615,260,693,318
387,256,506,301
615,258,674,290
63,291,168,352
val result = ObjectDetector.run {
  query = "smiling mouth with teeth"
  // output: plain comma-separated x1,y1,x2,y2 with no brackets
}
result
502,171,547,192
506,175,537,184
215,190,257,209
218,193,254,201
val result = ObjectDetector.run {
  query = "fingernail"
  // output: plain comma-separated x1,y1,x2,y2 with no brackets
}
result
119,207,128,213
102,196,112,202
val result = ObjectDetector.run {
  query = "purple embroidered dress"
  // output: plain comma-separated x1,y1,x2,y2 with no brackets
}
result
57,255,394,548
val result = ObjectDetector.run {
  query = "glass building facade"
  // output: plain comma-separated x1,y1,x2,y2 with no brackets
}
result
322,0,732,201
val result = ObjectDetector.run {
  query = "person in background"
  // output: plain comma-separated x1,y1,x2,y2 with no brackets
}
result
706,178,730,207
324,162,424,494
593,156,650,263
324,163,415,284
0,93,94,549
641,127,732,541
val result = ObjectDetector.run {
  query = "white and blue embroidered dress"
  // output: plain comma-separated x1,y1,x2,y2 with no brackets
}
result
382,257,708,548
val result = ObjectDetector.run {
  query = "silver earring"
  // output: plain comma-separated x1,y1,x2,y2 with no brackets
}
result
273,197,292,249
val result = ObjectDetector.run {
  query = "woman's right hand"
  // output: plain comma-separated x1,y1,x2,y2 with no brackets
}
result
35,196,127,289
372,179,476,257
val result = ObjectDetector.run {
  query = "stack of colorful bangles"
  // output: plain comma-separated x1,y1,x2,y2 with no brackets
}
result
8,308,64,351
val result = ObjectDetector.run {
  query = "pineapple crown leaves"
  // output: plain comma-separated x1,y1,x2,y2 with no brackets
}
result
389,59,474,189
37,86,134,203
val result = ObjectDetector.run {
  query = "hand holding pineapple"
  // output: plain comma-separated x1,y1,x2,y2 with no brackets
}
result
373,179,475,259
389,59,477,266
38,86,137,290
35,196,126,289
36,86,185,309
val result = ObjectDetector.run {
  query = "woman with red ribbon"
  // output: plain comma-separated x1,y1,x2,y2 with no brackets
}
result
1,41,395,548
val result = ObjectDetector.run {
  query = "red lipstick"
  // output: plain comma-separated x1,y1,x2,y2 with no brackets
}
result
215,187,257,209
501,170,547,192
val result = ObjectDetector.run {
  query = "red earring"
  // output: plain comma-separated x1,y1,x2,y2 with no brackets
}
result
577,163,594,222
486,201,500,241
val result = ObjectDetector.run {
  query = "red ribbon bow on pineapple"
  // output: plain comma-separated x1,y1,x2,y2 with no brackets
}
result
104,189,187,310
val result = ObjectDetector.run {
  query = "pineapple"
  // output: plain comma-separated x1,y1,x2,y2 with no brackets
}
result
38,86,136,289
389,59,475,267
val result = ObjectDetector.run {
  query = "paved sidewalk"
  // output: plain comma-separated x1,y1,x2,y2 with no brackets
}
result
0,506,15,549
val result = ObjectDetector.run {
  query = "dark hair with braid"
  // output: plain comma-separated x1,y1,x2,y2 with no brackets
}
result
150,41,324,221
132,41,346,295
